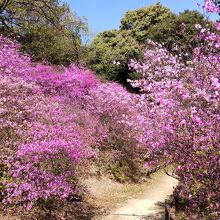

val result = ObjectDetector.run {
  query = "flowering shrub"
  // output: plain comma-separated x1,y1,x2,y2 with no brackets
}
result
129,9,220,218
0,76,41,161
0,36,31,76
0,35,105,209
1,1,219,217
21,64,100,100
85,83,149,147
83,83,151,180
204,0,220,13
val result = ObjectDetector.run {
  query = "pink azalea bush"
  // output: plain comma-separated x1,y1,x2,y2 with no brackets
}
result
0,35,106,209
0,36,31,76
20,64,99,100
83,83,150,181
1,1,219,217
204,0,220,13
85,82,154,149
129,11,220,218
0,33,147,207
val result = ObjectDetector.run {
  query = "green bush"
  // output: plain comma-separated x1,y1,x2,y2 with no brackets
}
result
0,165,11,201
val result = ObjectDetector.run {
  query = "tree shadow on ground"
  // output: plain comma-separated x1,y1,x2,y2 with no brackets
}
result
140,201,164,220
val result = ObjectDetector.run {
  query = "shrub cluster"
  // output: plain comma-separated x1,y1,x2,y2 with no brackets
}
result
0,34,149,209
128,3,220,216
0,1,219,219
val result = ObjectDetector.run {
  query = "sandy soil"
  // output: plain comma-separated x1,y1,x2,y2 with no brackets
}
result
89,170,178,220
0,170,178,220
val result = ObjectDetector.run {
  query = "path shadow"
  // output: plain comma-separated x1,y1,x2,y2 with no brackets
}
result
105,201,165,220
140,201,164,220
111,213,153,217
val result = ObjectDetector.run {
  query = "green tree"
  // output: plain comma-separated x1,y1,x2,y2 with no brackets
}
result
89,29,141,87
120,3,173,43
89,3,174,86
90,3,212,86
0,0,89,65
147,10,211,59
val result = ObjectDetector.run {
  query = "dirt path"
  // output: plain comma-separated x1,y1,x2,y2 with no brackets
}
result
94,170,178,220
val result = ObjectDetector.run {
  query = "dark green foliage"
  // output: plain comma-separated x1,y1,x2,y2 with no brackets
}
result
89,30,141,87
0,165,11,201
89,3,173,87
120,3,173,43
148,10,212,59
89,3,211,87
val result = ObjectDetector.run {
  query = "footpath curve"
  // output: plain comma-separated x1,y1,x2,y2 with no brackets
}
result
97,170,178,220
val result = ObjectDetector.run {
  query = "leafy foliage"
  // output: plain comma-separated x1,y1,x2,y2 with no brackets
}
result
89,30,141,87
0,34,148,210
120,3,173,42
147,10,212,59
0,1,219,219
0,0,89,65
129,14,220,218
90,3,210,87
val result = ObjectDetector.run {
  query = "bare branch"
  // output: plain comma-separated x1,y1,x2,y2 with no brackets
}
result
164,169,180,180
0,0,10,14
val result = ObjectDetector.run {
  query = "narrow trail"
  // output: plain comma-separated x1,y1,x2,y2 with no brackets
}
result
97,171,178,220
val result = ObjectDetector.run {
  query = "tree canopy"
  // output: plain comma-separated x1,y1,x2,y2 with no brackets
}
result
147,10,211,58
0,0,89,65
89,30,141,87
89,3,211,87
120,3,173,43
